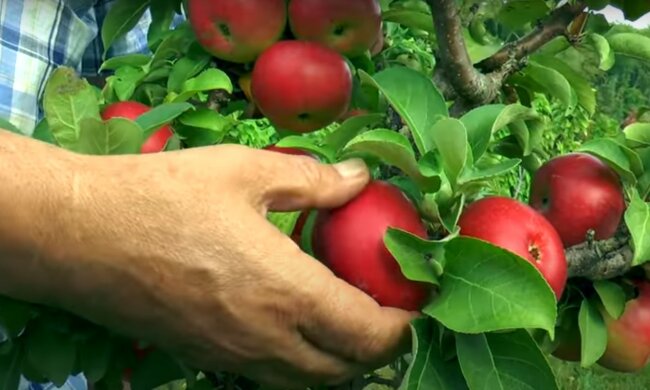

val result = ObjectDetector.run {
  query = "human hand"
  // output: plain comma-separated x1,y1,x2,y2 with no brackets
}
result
33,145,416,389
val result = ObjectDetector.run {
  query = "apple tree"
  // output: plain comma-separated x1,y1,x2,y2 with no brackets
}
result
2,0,650,389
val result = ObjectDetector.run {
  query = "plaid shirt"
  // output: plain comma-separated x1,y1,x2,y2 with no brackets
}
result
1,1,184,389
0,0,184,135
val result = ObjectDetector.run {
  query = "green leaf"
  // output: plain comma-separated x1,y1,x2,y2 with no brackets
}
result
584,33,615,71
0,343,23,390
151,23,197,70
173,69,233,103
456,330,558,390
42,67,102,149
423,237,557,336
0,117,22,134
274,136,336,163
459,158,521,185
624,189,650,266
610,0,650,20
130,350,186,390
167,44,212,93
593,280,626,320
25,324,77,387
463,30,501,64
578,298,608,367
360,67,448,155
32,119,56,144
382,10,434,33
101,0,151,57
531,55,596,115
99,54,151,72
536,36,571,57
578,138,636,184
0,296,33,338
323,113,384,152
78,333,113,383
148,0,179,50
343,129,441,192
460,104,505,161
110,66,146,101
496,0,551,30
608,33,650,63
429,118,469,186
399,318,468,390
624,123,650,148
75,118,144,155
136,102,193,139
384,228,453,286
519,61,576,109
267,212,301,236
491,104,542,156
176,109,236,147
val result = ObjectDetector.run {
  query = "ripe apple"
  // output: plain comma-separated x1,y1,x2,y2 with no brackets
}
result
101,101,173,154
598,281,650,372
288,0,382,58
529,153,626,248
370,26,385,56
312,180,431,311
457,196,568,299
251,40,353,133
187,0,287,63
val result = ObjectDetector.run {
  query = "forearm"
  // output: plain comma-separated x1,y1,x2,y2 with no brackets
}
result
0,129,79,304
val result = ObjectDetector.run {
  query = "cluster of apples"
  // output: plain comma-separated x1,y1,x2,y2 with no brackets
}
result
188,0,383,133
282,145,649,372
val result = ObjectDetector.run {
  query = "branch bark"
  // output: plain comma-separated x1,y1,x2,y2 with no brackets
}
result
477,1,588,72
427,0,508,108
566,225,634,280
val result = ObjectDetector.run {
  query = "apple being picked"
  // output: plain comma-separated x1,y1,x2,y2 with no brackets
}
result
288,0,383,58
101,101,173,154
598,281,650,372
251,40,353,133
187,0,286,63
529,153,626,247
312,180,431,311
457,196,568,299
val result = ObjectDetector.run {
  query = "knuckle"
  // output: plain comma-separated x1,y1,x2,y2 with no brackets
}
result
294,156,327,190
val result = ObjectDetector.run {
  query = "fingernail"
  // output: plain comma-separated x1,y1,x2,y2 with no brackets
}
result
333,158,367,179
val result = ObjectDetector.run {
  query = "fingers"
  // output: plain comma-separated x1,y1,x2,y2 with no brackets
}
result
239,147,371,212
297,261,418,367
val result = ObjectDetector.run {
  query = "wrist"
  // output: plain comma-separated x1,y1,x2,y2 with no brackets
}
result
0,131,88,304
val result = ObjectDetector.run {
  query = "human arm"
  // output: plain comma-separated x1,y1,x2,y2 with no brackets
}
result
0,129,415,388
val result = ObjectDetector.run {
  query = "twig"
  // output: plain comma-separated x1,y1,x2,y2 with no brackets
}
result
477,2,588,72
566,225,634,280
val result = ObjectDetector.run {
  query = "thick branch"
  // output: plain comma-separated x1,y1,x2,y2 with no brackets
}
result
566,225,634,280
428,0,504,106
478,2,588,72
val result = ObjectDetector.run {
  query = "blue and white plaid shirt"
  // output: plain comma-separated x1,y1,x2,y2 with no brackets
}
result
1,1,184,388
0,0,185,135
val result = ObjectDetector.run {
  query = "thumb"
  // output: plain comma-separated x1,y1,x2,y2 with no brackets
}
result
250,151,370,212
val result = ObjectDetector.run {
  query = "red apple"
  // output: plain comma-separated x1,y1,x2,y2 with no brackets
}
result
288,0,382,58
457,196,568,299
370,26,385,56
101,101,173,154
187,0,287,63
598,281,650,372
251,40,353,133
312,180,431,311
529,153,626,248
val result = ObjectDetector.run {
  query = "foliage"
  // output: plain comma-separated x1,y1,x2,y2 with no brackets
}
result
1,0,650,389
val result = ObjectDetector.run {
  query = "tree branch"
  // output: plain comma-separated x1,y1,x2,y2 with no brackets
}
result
427,0,528,113
477,1,588,73
566,225,634,280
428,0,504,107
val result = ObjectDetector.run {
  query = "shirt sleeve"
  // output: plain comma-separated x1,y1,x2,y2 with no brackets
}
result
0,0,184,135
